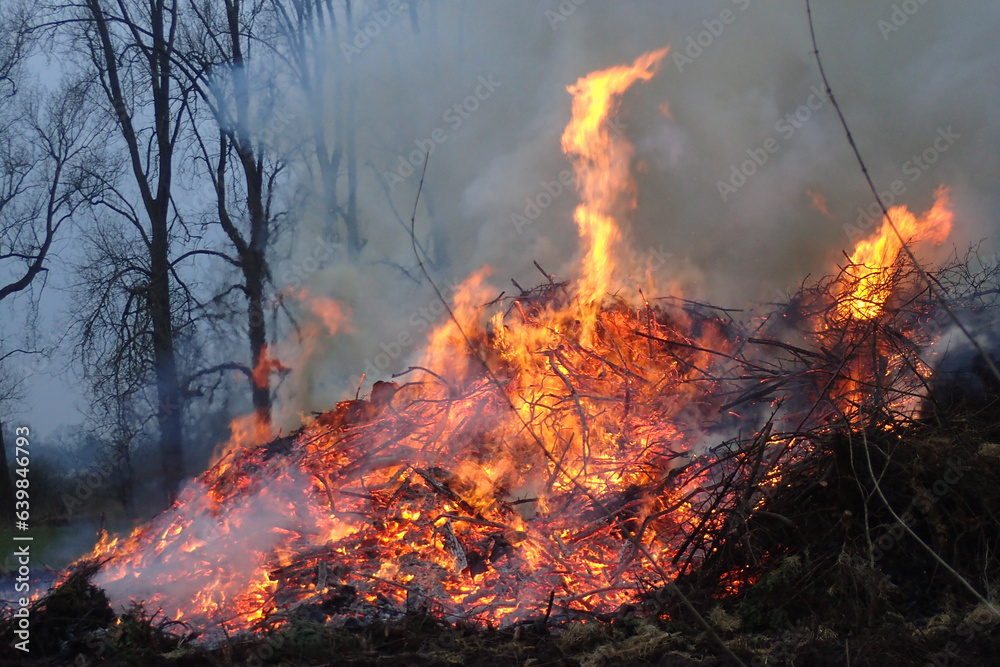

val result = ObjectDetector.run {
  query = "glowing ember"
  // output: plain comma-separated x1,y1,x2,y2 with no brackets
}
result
73,50,738,634
83,276,740,633
68,51,953,639
840,187,953,319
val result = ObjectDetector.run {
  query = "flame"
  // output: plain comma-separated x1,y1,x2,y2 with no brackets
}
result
293,288,352,336
840,187,953,319
420,266,494,380
561,48,669,345
66,50,954,639
72,52,716,634
251,344,279,390
807,188,832,219
224,413,275,452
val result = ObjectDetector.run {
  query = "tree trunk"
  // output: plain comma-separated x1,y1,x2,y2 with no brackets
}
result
345,73,360,253
83,0,188,503
226,0,273,427
149,209,184,503
246,247,271,426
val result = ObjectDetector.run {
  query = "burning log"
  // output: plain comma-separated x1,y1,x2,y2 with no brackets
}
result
15,41,998,667
7,241,998,667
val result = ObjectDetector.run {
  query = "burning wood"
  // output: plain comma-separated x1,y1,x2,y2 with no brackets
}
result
839,187,954,320
31,49,997,658
70,244,989,639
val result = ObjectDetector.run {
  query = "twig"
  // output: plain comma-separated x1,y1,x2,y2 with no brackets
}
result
534,260,555,285
859,429,1000,619
404,153,747,666
805,0,1000,388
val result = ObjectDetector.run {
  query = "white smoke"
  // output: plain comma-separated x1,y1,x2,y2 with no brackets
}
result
269,0,1000,426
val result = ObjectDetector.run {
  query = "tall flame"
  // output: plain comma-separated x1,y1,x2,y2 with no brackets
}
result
840,187,953,319
561,48,669,344
72,50,819,636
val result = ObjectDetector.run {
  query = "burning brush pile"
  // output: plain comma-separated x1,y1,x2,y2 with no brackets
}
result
8,49,1000,664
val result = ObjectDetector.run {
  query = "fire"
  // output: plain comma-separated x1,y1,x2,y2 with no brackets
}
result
840,187,953,319
293,287,352,336
65,51,955,640
561,48,669,345
73,50,730,634
820,187,956,420
254,288,352,395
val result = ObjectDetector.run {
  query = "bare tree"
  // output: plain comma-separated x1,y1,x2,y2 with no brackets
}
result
268,0,361,253
0,11,103,524
65,0,197,502
174,0,289,428
0,1,38,531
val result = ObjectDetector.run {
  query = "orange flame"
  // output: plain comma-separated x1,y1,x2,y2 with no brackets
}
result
218,289,353,458
420,266,493,381
68,44,966,634
840,187,953,319
293,288,352,336
71,51,795,637
561,47,669,344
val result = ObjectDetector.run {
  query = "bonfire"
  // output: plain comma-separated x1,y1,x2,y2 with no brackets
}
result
12,49,997,666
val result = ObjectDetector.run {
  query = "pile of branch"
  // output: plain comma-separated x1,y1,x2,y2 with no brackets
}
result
672,250,1000,632
243,252,999,631
17,253,1000,659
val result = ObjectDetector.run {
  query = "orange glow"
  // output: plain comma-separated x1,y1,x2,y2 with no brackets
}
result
67,51,944,638
71,52,711,633
807,188,832,219
561,47,669,345
840,187,953,319
251,344,285,390
293,287,353,336
225,412,275,451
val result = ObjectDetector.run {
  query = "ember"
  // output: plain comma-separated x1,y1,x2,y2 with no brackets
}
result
84,48,743,634
62,50,976,645
5,4,1000,666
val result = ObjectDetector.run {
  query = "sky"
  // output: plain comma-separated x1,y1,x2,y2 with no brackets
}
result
8,0,1000,445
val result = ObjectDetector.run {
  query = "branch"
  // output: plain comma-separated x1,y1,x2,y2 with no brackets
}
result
404,155,746,667
805,0,1000,387
171,248,241,269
